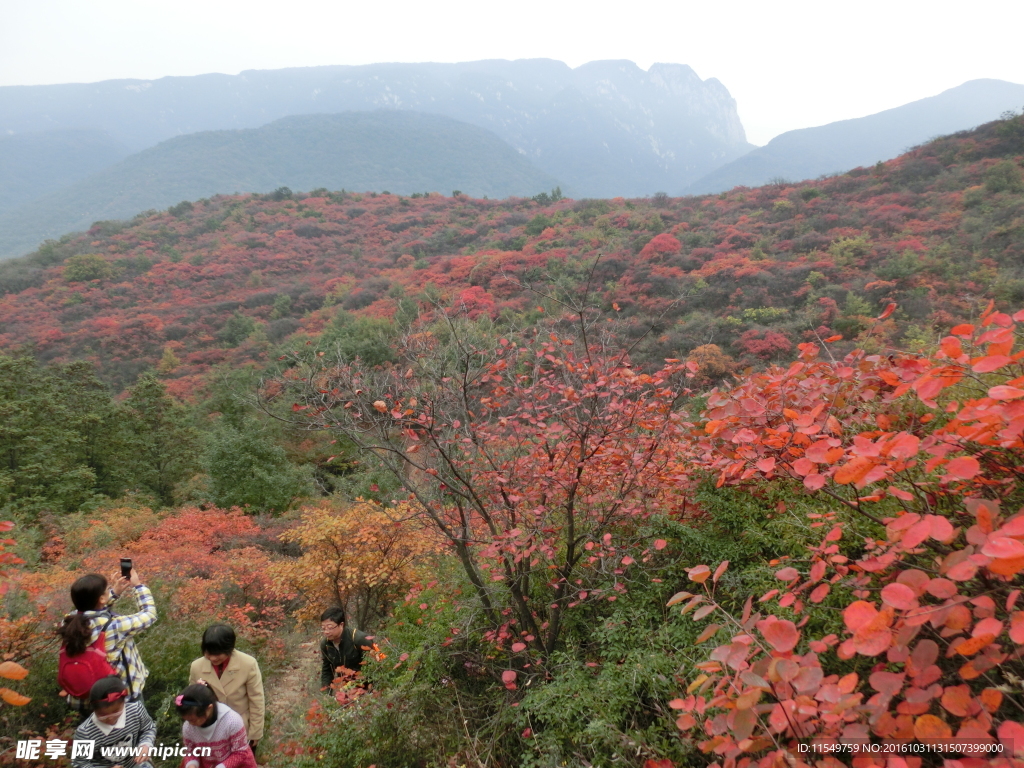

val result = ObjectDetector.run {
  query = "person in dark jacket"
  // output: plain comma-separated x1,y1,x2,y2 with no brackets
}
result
318,607,371,690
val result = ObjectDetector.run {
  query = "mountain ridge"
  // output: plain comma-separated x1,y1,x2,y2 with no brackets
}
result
0,58,751,199
689,78,1024,193
0,110,560,259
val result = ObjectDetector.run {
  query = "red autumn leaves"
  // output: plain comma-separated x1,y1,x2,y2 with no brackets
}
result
755,616,799,653
841,601,894,657
666,300,1024,767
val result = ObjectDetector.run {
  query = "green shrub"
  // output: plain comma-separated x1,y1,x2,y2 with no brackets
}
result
168,200,194,217
963,186,986,207
525,213,553,236
63,254,114,282
218,312,257,346
984,160,1024,194
828,236,871,263
320,312,398,367
205,417,312,513
270,293,293,319
876,250,921,281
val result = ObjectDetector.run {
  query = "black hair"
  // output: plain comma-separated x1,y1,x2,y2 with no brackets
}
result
90,675,127,707
320,606,346,625
175,682,219,721
200,624,236,656
57,574,108,656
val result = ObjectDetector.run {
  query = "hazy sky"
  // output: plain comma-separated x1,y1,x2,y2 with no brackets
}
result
2,0,1023,145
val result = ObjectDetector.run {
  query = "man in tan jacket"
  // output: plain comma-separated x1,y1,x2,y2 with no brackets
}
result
188,624,265,747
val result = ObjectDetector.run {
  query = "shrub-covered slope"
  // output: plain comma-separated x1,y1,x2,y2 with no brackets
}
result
0,111,1022,393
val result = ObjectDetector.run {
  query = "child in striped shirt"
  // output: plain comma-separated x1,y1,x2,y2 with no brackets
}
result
72,676,155,768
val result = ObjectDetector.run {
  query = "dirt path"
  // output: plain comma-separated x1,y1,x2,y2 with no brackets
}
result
261,639,321,766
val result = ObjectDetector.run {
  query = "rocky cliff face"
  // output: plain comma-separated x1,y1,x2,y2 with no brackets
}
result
0,59,751,197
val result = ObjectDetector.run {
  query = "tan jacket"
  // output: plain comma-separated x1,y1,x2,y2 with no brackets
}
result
188,650,265,742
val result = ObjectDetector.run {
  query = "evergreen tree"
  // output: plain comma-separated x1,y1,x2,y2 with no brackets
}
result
204,417,310,512
320,311,398,366
122,372,201,505
0,355,138,513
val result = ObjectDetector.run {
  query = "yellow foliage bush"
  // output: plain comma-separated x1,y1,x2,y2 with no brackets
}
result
62,501,164,557
273,499,442,625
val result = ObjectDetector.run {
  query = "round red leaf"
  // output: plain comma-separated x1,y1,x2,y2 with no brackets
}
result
989,385,1024,400
843,601,878,632
982,536,1024,559
881,583,918,610
757,617,800,652
925,578,958,599
945,457,980,480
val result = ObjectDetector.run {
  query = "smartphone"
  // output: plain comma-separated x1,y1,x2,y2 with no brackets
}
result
120,558,133,579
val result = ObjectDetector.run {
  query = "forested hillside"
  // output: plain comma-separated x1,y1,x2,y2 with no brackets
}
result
1,112,1024,768
1,111,1022,394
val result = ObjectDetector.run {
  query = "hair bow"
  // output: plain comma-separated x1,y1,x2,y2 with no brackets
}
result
175,695,184,705
99,689,127,703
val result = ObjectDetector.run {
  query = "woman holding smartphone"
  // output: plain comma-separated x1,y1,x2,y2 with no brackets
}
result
57,565,157,704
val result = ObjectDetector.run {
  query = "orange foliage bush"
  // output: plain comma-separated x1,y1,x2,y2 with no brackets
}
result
670,301,1024,766
15,505,292,643
0,521,31,708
